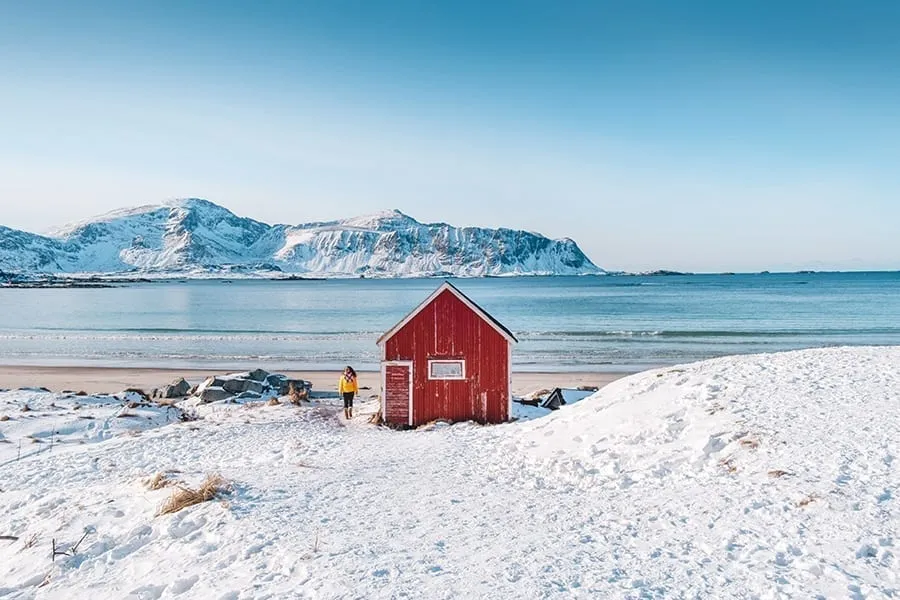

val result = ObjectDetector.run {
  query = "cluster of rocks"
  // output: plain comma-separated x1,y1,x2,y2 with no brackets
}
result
151,369,312,404
194,369,312,403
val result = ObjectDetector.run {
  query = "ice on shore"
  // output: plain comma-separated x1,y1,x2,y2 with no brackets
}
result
1,346,898,598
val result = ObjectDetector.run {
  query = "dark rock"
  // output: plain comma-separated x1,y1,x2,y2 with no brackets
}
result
266,373,288,390
222,379,264,394
248,368,270,382
164,378,191,398
237,391,262,400
222,379,250,394
199,387,232,403
246,380,265,394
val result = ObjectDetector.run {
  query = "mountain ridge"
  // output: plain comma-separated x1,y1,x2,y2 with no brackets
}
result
0,198,603,278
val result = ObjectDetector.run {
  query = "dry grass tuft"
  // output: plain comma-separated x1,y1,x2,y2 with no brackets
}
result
739,438,760,450
144,472,175,490
0,415,9,421
368,411,384,425
158,474,230,516
288,382,308,405
718,457,738,474
20,404,31,413
266,397,280,406
768,469,791,478
797,494,817,508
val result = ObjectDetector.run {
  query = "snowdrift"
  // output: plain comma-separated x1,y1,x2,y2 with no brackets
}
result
1,347,898,598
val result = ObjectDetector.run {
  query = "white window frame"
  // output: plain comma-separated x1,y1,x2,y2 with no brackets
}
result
428,359,466,380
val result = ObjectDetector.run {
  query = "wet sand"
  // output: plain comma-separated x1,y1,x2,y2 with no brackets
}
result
0,365,631,396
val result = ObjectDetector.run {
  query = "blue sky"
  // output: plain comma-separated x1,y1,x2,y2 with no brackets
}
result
0,0,897,272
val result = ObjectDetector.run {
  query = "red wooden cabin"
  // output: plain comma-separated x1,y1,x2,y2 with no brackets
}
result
377,281,518,427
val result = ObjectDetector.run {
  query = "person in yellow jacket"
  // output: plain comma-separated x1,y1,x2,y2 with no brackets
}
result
339,365,359,419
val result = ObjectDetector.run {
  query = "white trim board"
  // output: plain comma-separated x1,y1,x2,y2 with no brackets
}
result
427,359,466,380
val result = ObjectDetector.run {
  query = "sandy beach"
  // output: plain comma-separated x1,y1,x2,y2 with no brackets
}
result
0,365,630,397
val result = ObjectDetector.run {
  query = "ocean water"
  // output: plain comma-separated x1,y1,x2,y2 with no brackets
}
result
1,272,899,372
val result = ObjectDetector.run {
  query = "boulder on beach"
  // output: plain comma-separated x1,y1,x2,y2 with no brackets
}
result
248,368,270,382
199,386,232,403
164,378,191,398
266,373,288,391
222,379,264,394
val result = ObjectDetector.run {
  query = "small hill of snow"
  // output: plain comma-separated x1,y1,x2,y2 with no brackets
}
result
1,347,897,598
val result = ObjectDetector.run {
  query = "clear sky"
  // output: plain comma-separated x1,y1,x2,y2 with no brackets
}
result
0,0,897,272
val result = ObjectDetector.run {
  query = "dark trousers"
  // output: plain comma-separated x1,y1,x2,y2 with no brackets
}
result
342,392,354,408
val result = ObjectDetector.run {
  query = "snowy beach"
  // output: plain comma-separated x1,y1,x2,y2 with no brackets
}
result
1,346,898,598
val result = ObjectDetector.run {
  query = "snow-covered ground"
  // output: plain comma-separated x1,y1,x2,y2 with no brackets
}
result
1,347,898,598
0,390,186,466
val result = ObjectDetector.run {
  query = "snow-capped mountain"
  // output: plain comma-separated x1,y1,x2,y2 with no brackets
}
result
0,199,602,277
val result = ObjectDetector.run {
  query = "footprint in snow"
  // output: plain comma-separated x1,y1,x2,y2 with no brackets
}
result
169,575,199,595
127,584,166,600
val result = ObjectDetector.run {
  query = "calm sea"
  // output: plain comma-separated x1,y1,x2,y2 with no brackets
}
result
1,273,898,372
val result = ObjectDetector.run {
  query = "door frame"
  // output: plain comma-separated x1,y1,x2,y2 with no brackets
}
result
381,361,414,426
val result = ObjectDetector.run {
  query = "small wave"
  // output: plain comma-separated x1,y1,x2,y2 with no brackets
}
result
28,326,384,336
520,328,900,339
0,333,377,343
524,330,663,338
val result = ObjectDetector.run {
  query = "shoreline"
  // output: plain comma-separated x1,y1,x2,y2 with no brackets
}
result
0,364,633,396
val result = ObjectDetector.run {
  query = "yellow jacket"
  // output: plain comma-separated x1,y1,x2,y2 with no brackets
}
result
339,375,358,394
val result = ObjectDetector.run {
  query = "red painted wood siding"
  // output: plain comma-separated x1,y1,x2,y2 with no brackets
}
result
383,289,509,425
384,364,411,424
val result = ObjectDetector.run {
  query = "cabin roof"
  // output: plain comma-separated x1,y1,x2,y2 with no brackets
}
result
377,281,518,346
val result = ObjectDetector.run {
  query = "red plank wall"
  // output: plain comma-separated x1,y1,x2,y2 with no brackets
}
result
383,289,509,425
